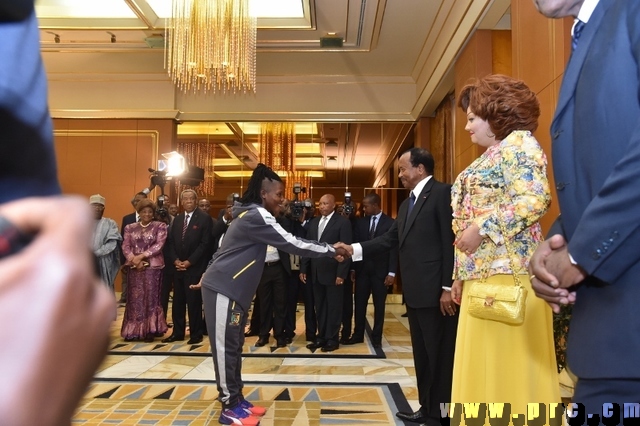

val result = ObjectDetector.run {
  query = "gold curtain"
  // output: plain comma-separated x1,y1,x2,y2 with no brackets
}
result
259,123,295,172
431,94,455,183
176,141,216,196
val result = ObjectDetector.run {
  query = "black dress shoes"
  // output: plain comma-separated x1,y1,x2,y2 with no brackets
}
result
339,336,351,345
255,336,269,347
306,340,324,350
276,338,287,348
396,410,428,424
162,335,184,343
343,337,364,345
187,336,203,344
321,342,339,352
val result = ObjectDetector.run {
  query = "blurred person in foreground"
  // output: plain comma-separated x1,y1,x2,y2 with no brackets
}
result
0,5,114,424
449,74,558,418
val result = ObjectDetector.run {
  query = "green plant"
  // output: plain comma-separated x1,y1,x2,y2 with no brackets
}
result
553,304,573,372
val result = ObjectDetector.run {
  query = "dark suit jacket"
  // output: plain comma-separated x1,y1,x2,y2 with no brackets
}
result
353,213,397,280
120,212,137,264
300,212,352,285
361,178,454,308
548,0,640,379
167,208,211,283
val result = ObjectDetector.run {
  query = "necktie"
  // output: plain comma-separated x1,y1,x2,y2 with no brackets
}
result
369,216,377,239
406,192,416,220
182,213,190,240
318,216,328,240
572,19,585,51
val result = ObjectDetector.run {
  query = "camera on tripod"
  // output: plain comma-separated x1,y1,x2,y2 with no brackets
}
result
342,192,355,216
290,182,308,219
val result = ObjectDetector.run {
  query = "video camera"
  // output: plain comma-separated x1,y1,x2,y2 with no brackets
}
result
290,182,309,220
342,192,355,216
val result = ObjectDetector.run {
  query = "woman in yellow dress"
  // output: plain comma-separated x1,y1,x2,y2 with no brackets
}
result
450,74,560,422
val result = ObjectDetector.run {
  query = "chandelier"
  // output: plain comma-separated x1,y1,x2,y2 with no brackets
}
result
166,0,257,94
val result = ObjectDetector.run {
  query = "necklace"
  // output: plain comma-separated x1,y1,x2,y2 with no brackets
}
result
140,222,151,228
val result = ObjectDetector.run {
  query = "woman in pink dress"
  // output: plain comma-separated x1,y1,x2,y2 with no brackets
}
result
121,199,169,342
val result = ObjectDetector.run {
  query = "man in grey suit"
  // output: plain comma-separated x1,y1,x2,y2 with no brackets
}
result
336,148,456,426
300,194,352,352
531,0,640,415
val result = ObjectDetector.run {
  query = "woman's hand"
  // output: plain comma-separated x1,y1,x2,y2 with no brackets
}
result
451,280,464,305
454,223,484,255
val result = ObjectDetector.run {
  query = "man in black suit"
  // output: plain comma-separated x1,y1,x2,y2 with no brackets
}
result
118,191,148,303
300,194,352,352
336,148,457,426
345,193,397,348
162,189,211,344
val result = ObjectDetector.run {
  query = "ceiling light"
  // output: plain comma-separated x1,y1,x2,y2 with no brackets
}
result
166,0,257,94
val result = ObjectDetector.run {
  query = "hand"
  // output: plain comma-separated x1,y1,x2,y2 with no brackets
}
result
0,196,114,426
335,277,344,286
545,244,587,289
181,260,192,269
299,273,307,284
440,289,457,316
454,223,483,255
451,280,463,305
189,281,202,290
384,275,395,287
333,242,353,258
529,236,581,313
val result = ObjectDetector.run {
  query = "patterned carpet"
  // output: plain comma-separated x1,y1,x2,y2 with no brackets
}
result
75,379,411,425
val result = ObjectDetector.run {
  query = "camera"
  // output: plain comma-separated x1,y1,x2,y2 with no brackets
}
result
342,192,355,216
233,193,240,203
290,182,308,219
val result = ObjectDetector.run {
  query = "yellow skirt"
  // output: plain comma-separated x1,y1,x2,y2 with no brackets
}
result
450,274,560,424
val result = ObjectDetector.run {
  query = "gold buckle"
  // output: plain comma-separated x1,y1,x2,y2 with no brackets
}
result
484,297,495,307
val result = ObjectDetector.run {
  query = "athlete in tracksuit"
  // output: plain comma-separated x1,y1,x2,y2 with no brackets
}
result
200,165,342,425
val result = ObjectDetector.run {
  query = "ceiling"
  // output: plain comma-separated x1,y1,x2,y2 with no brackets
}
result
36,0,511,195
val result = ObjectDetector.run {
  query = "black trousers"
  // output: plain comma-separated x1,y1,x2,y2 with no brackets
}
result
353,269,388,344
407,305,458,423
284,271,303,339
341,275,353,339
257,262,288,340
312,281,344,345
203,288,246,409
161,268,174,322
171,273,203,340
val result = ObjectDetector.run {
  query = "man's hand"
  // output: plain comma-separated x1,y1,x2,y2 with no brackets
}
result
299,273,307,284
335,277,344,286
529,235,582,313
0,196,114,426
384,275,394,287
333,242,353,257
440,289,457,316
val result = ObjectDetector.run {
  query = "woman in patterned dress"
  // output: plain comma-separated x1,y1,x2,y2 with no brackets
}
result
121,199,169,342
450,75,560,418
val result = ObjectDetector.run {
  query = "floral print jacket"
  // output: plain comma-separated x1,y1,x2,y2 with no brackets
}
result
451,130,551,280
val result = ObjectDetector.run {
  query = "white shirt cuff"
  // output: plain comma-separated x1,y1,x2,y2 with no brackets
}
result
442,286,452,292
352,243,363,261
388,272,395,277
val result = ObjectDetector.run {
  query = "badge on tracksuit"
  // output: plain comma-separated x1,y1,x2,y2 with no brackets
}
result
230,312,242,326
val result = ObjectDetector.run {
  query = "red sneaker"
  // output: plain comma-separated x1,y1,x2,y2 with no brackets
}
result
240,399,267,416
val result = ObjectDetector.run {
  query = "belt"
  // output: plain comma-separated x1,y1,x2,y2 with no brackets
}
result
265,260,280,267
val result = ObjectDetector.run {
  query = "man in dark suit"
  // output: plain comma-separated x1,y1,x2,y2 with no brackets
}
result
162,189,211,344
345,193,397,348
118,191,148,303
531,0,640,412
300,194,352,352
336,148,456,426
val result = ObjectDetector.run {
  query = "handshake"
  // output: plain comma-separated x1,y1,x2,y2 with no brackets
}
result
332,242,354,261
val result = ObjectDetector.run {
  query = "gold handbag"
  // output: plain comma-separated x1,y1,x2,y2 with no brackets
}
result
467,275,527,325
465,189,527,325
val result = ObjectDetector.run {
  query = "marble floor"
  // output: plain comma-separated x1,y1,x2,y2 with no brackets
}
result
75,299,573,425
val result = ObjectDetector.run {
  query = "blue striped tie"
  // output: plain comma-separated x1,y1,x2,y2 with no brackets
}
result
572,19,585,51
406,192,416,220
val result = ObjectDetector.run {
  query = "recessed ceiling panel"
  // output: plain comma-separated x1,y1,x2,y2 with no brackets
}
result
35,0,138,18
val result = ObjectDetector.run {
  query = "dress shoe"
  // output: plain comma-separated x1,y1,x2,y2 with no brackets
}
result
167,323,173,328
161,335,184,343
343,336,364,345
187,336,203,345
276,338,287,348
124,337,136,342
144,335,154,343
396,410,428,424
339,336,351,345
306,340,324,350
285,333,295,344
401,312,408,318
321,342,339,352
255,336,269,347
244,329,259,337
